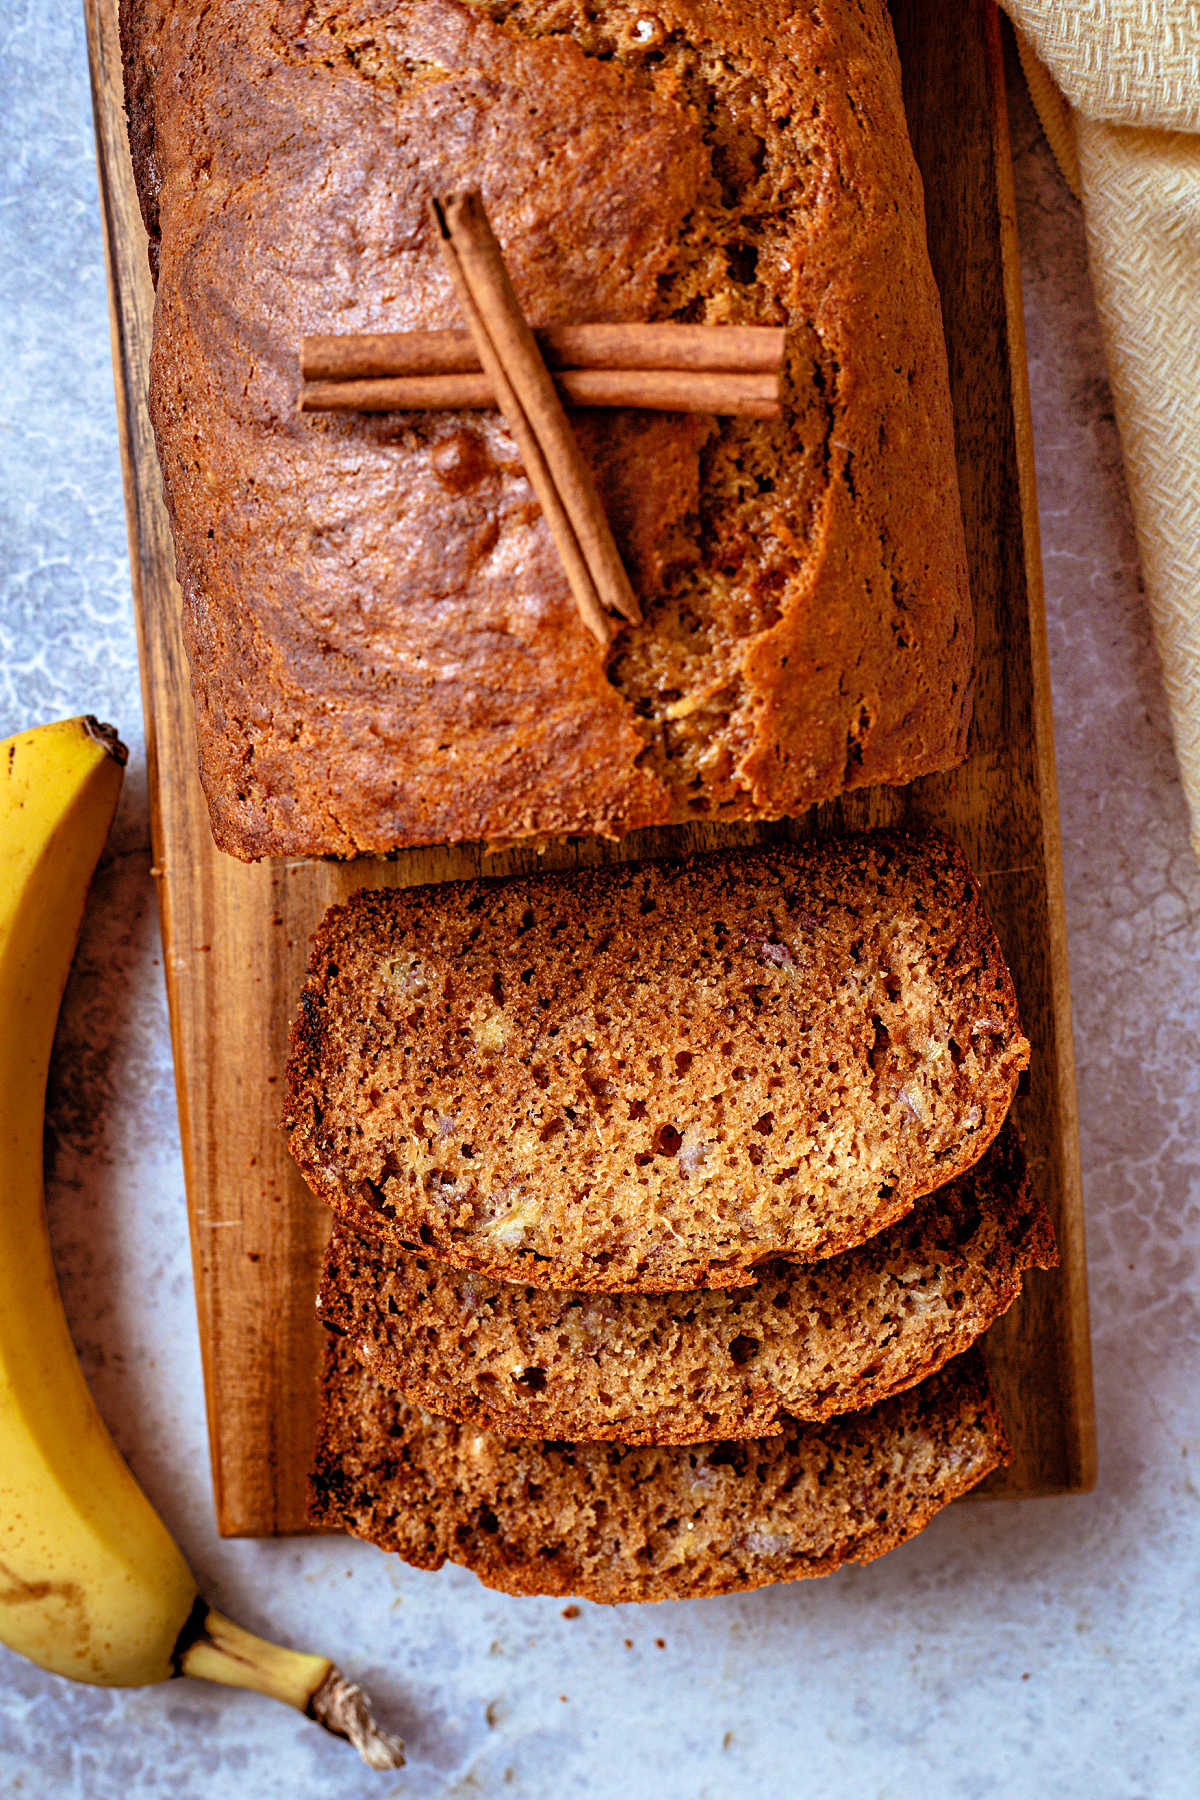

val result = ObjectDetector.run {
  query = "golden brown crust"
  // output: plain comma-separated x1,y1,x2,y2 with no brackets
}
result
285,831,1030,1291
318,1122,1056,1442
309,1341,1010,1602
121,0,971,859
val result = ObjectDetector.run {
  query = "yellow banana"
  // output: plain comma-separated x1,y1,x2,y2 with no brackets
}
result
0,717,401,1769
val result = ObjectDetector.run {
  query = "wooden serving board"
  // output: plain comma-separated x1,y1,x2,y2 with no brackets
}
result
85,0,1095,1535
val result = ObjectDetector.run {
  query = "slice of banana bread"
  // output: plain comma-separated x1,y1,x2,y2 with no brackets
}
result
286,832,1029,1291
309,1340,1009,1602
317,1124,1055,1443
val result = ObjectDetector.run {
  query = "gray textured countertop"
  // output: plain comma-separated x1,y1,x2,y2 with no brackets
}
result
2,11,1198,1797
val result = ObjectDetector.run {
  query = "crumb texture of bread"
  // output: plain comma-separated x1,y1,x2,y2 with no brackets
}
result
309,1341,1009,1602
318,1123,1056,1442
286,833,1030,1291
120,0,971,859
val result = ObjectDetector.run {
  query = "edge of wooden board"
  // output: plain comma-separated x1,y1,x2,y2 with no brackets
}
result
984,3,1096,1493
83,0,266,1522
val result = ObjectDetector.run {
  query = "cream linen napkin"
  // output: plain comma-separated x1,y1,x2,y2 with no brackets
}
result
998,2,1200,857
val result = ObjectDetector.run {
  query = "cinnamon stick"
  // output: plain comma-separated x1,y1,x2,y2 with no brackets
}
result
301,321,787,383
430,191,640,643
300,368,781,417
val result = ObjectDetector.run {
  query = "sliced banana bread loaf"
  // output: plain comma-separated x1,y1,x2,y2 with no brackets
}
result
318,1124,1055,1443
309,1340,1008,1602
286,832,1029,1291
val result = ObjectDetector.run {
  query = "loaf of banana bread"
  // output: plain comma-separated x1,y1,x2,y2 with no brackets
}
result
286,832,1029,1290
121,0,971,858
309,1339,1008,1602
317,1123,1055,1443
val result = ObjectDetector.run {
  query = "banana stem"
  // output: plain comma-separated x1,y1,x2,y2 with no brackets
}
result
308,1667,408,1771
174,1602,404,1770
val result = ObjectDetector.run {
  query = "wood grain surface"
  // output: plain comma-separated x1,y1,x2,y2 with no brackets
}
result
85,0,1095,1536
